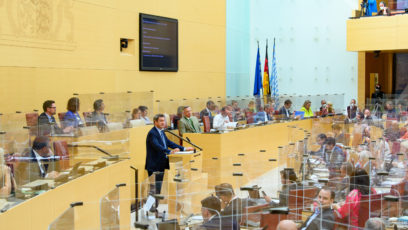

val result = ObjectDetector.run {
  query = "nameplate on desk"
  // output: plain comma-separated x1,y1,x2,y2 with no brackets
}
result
174,151,194,155
51,133,76,137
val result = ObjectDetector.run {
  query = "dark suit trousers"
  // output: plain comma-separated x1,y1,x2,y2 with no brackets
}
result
147,171,164,195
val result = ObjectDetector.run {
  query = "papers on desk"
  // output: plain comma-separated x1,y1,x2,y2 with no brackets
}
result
374,187,390,194
271,199,280,203
174,151,195,155
226,122,238,128
143,195,156,212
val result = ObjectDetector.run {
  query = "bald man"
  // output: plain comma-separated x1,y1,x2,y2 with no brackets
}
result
277,220,297,230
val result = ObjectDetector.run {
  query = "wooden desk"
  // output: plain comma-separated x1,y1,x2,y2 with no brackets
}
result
183,120,314,189
0,160,131,230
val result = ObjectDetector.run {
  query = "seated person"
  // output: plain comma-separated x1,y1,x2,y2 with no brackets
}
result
327,102,335,115
172,106,184,129
276,220,297,230
362,125,371,144
264,169,299,207
178,106,201,135
63,97,84,129
215,183,244,224
86,99,108,132
278,99,293,120
139,105,152,125
365,218,386,230
333,169,377,230
355,150,371,173
365,0,378,16
253,105,268,123
200,196,237,230
384,121,400,142
38,100,71,135
213,106,235,131
300,100,314,118
300,187,335,230
311,133,327,157
378,1,391,16
15,136,60,185
362,109,375,126
332,124,346,145
320,100,327,114
200,100,216,128
0,149,16,197
324,137,346,178
347,99,358,119
384,101,398,120
131,108,141,120
230,100,244,121
333,162,354,200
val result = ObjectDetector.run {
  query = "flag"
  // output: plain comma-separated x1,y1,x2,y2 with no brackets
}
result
270,38,279,110
253,43,262,96
262,40,271,98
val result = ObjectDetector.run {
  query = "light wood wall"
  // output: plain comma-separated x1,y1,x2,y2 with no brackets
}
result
0,0,226,113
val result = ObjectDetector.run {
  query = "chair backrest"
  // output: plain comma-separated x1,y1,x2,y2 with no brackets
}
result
344,133,351,146
358,193,387,228
245,112,254,124
53,140,70,170
391,141,401,155
260,213,288,230
25,113,39,126
391,180,406,197
241,203,270,226
25,112,39,136
192,112,200,119
203,116,211,133
352,133,362,147
288,187,319,220
83,112,93,126
58,112,66,124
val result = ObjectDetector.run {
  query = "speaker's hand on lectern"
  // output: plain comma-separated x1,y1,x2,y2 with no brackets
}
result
185,147,194,151
170,148,181,154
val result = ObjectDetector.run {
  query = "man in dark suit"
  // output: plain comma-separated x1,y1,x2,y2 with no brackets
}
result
300,187,335,230
200,100,216,128
145,114,194,196
215,183,244,225
15,136,60,185
38,100,70,135
278,99,293,119
200,196,237,230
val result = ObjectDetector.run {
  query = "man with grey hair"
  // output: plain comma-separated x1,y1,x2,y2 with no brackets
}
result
277,220,297,230
364,218,385,230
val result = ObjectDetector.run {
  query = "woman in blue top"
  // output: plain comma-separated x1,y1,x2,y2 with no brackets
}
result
63,97,84,129
366,0,378,16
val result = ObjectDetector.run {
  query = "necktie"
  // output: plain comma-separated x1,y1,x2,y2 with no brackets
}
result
160,130,167,148
189,118,196,132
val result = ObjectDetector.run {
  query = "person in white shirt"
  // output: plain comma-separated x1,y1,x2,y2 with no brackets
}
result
213,106,235,131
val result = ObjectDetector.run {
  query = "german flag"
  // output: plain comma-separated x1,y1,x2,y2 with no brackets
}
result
262,40,271,98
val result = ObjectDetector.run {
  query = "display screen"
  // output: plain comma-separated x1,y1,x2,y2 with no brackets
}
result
139,13,178,71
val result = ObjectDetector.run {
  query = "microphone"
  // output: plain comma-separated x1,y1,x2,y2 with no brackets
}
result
67,144,119,160
164,129,203,151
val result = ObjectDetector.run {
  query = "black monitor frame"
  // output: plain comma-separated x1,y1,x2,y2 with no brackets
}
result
139,13,178,72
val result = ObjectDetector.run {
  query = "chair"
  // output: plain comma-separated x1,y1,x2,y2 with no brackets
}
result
391,141,401,155
53,140,70,170
245,112,254,124
351,133,362,148
260,213,288,230
192,112,200,119
287,187,319,220
358,193,387,228
83,112,93,126
58,112,66,128
241,203,270,227
203,116,211,133
25,112,39,135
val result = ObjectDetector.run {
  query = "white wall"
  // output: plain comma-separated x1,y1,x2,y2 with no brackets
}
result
227,0,359,111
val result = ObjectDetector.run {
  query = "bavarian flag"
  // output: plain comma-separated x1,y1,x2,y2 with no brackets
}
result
262,40,271,97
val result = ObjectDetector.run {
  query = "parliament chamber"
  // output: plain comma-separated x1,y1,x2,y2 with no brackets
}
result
1,0,408,229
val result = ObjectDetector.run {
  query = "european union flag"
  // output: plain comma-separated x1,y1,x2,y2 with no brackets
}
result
253,43,262,96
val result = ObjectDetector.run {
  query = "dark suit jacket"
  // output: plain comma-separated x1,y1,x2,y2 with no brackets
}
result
221,197,245,225
38,113,62,136
278,106,292,119
200,215,238,230
145,127,184,172
15,149,60,185
347,106,357,119
200,108,213,128
299,207,335,230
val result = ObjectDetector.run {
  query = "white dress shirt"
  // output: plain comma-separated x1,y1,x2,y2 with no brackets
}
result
213,114,231,130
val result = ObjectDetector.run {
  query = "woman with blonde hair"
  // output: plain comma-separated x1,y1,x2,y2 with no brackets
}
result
300,100,314,118
0,148,16,197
